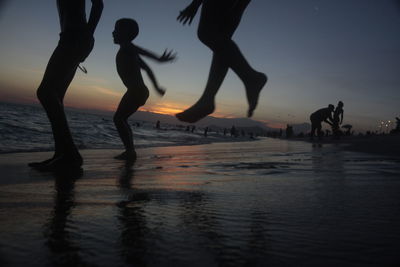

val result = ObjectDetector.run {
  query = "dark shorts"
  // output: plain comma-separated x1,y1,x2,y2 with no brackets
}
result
200,0,250,37
59,30,94,63
310,115,322,129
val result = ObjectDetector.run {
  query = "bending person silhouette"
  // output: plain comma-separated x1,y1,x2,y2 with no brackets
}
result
310,104,334,140
112,18,175,160
29,0,103,171
176,0,267,123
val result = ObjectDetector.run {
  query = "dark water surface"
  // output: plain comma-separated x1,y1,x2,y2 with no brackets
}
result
0,139,399,266
0,102,243,154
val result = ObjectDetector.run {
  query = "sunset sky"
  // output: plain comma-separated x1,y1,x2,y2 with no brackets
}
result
1,0,399,131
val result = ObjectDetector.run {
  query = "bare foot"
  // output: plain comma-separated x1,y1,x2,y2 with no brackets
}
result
175,99,215,123
245,72,267,117
114,151,137,161
33,154,83,172
28,157,55,168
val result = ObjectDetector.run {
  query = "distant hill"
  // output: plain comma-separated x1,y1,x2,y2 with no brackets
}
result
2,101,311,135
130,111,275,131
88,109,311,135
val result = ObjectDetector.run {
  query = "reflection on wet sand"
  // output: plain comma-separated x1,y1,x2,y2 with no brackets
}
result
44,169,85,266
1,139,399,266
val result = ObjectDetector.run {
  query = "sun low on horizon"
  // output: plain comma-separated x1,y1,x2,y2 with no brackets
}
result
1,0,400,132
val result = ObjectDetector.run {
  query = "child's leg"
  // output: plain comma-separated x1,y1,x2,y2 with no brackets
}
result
114,93,141,159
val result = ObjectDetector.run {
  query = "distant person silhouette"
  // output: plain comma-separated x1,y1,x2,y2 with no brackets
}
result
394,117,400,132
285,124,293,138
310,104,334,140
29,0,103,171
112,18,175,160
176,0,267,123
332,101,344,139
204,126,209,137
230,125,237,137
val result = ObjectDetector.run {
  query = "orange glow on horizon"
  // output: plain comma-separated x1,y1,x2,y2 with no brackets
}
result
141,102,240,119
259,120,286,129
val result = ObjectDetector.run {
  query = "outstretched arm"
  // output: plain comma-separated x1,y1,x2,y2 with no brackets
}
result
88,0,104,34
177,0,203,25
139,57,166,96
135,45,176,63
324,115,333,126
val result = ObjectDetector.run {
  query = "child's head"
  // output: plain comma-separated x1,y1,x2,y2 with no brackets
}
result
113,18,139,44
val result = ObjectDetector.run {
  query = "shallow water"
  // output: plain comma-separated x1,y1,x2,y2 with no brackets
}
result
1,139,399,266
0,102,246,154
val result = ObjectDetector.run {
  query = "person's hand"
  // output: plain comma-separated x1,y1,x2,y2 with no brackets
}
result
177,4,199,25
159,49,176,62
156,87,166,96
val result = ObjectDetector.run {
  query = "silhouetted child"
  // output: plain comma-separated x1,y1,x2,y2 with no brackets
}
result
310,104,334,140
112,18,175,160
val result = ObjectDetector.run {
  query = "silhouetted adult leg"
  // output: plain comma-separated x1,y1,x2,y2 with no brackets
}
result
30,33,93,170
310,119,320,140
176,0,267,123
34,44,83,170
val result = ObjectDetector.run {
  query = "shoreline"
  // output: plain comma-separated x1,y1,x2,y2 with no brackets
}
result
1,136,399,266
286,133,400,158
1,133,399,159
0,134,260,155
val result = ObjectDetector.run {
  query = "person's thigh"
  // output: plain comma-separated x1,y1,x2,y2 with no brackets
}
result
38,45,80,96
115,93,142,121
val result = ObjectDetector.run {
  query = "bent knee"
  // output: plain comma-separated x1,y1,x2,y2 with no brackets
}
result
113,114,126,126
113,114,121,124
197,28,226,50
36,87,53,103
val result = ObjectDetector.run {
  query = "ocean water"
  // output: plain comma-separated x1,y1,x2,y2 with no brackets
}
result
1,139,400,266
0,102,247,154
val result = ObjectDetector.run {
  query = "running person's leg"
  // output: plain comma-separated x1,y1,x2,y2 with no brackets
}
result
176,0,266,123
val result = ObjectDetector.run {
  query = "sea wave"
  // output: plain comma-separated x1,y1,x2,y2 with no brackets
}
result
0,102,255,154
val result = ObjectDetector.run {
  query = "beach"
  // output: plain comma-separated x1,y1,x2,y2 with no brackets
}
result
295,134,400,158
1,138,399,266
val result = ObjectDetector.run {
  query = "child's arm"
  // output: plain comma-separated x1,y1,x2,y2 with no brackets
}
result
177,0,203,25
88,0,104,34
135,45,176,63
139,57,166,96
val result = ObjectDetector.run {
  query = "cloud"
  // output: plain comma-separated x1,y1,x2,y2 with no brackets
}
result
90,86,122,98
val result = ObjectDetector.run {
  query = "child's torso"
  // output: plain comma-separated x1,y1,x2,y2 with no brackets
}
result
116,46,146,91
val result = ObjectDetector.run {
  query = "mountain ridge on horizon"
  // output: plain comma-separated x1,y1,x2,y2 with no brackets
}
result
2,101,311,133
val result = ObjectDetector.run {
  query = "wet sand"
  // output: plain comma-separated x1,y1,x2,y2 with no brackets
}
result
1,139,400,266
